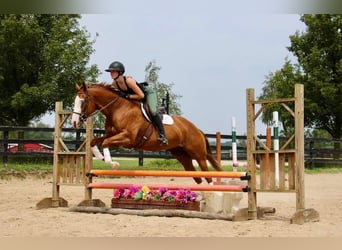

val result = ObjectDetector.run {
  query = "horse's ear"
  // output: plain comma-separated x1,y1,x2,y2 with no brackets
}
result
75,83,81,90
82,81,88,89
75,81,88,91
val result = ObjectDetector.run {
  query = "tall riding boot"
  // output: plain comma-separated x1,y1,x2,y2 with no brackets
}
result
152,114,168,145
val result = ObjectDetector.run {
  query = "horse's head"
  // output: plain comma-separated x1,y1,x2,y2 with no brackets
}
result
71,81,96,128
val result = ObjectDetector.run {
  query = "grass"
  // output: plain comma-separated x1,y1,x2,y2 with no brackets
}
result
92,158,241,171
305,167,342,174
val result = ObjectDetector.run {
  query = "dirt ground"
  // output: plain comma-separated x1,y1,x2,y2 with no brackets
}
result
0,173,341,237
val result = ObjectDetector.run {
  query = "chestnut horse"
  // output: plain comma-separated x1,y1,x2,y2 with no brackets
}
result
72,82,222,183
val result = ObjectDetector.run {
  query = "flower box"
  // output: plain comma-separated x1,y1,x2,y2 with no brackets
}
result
111,198,200,211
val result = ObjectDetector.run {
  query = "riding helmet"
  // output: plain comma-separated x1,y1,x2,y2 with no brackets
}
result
105,61,125,74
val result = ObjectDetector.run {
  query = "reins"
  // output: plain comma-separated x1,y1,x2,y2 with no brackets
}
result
76,88,120,120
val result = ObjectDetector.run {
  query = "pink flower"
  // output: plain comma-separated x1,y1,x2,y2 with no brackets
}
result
113,188,125,199
113,185,198,204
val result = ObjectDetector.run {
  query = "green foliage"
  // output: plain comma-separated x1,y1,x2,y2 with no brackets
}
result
259,14,342,138
145,60,182,115
4,156,53,165
0,14,99,126
259,59,301,136
289,14,342,138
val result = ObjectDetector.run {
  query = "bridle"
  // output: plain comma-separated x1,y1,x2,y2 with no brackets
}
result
74,89,120,121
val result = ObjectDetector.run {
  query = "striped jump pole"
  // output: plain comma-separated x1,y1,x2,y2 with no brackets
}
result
88,169,250,180
273,111,280,188
232,117,238,171
88,182,250,192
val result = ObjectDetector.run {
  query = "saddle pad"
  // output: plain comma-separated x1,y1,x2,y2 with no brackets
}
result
141,103,174,125
162,114,174,125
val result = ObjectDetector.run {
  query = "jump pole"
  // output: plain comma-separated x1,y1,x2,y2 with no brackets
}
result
272,111,280,188
88,183,249,192
89,169,248,179
232,117,238,171
231,117,248,170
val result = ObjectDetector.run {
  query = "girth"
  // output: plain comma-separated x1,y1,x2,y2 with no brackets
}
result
134,123,154,148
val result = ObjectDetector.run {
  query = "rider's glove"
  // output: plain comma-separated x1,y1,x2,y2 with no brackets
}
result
119,91,130,99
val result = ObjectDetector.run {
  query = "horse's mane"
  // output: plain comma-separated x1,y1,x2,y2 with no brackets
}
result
85,82,138,106
89,82,111,89
88,82,118,94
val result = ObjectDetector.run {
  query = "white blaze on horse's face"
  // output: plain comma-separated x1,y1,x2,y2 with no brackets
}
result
71,95,84,128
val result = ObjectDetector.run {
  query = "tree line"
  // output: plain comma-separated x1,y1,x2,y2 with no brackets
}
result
1,14,341,140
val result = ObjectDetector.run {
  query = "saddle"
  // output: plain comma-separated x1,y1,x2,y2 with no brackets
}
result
135,103,173,148
141,103,173,125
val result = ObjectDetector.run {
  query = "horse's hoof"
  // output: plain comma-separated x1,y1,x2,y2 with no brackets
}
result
110,161,120,169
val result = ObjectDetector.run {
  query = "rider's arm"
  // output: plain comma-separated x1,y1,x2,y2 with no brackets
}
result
125,77,145,100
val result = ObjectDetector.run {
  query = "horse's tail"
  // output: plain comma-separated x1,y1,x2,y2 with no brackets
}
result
202,131,223,171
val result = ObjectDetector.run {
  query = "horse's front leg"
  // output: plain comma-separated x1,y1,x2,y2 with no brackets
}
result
102,131,133,149
91,136,107,147
90,135,107,159
100,132,133,170
90,135,120,169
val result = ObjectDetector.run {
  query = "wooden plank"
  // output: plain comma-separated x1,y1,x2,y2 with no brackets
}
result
279,153,285,190
246,88,257,220
52,102,63,206
69,154,75,184
57,152,86,155
251,149,296,154
295,84,305,210
62,155,68,183
281,102,295,117
252,97,296,105
269,154,275,190
288,152,295,190
75,155,81,184
259,154,266,189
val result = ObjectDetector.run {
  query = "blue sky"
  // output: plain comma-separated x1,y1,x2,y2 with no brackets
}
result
42,2,307,135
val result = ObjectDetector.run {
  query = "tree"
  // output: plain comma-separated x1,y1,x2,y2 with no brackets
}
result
0,14,99,126
259,14,342,139
258,58,303,136
144,60,182,115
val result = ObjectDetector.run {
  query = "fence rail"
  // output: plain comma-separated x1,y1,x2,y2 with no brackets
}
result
1,126,341,167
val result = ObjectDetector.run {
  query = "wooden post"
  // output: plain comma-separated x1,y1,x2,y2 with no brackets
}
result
295,84,305,210
51,102,63,207
215,131,222,183
265,127,271,189
84,116,94,201
246,88,257,220
216,131,221,165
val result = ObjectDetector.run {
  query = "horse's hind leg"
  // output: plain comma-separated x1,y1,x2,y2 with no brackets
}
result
170,148,202,184
207,153,223,172
195,158,213,184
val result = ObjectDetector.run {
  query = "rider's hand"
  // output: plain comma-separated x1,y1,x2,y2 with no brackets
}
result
119,91,130,99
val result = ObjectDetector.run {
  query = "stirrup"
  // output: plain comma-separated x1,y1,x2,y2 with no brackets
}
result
157,136,168,145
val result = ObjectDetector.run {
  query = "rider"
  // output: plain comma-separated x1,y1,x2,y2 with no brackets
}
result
105,61,168,145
